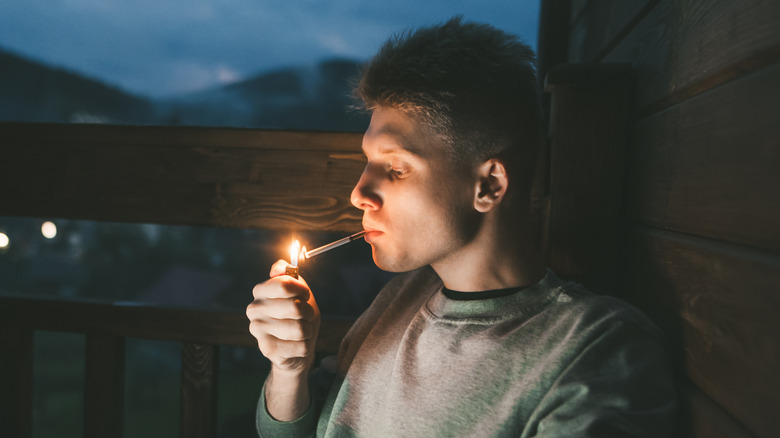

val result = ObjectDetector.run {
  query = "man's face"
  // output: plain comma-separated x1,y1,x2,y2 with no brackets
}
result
351,107,479,272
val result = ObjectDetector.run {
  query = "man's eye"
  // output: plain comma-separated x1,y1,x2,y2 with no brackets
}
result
388,166,408,179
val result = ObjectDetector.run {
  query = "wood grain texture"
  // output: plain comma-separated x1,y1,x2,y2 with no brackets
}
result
0,328,33,438
628,63,780,253
600,0,780,114
0,296,350,354
0,123,365,232
85,334,125,438
180,343,218,438
619,227,780,438
0,123,364,151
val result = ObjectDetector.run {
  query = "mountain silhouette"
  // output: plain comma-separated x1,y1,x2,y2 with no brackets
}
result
161,58,369,131
0,47,369,132
0,47,157,124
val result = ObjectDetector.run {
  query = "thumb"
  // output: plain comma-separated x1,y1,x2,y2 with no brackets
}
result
269,259,291,277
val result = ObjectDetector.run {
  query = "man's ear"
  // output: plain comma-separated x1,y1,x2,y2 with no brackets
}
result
474,158,509,213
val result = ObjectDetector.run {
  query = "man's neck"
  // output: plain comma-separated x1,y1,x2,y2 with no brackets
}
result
431,216,545,292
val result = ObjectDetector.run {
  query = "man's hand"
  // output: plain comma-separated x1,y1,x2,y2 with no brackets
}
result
247,259,322,376
247,260,321,422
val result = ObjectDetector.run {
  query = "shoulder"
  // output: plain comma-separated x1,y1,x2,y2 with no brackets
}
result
526,273,669,363
527,278,678,435
556,279,661,334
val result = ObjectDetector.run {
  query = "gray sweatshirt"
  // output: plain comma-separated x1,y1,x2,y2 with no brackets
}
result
257,268,677,437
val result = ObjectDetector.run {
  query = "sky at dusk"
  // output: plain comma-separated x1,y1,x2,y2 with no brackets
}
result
0,0,540,98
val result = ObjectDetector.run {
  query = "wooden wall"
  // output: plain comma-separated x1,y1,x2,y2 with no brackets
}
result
551,1,780,437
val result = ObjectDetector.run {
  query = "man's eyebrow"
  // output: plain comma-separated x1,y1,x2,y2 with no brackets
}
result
370,126,424,157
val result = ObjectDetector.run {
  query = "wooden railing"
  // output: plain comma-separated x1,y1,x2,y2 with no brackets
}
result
0,123,366,437
0,295,351,438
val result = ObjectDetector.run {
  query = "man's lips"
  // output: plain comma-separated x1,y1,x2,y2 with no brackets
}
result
362,226,383,243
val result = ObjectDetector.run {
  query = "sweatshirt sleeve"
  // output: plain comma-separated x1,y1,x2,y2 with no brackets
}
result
255,376,319,438
530,309,678,437
256,356,341,438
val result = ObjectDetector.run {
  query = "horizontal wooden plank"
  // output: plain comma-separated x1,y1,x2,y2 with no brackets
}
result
627,63,780,253
0,123,366,232
544,62,632,88
0,296,351,354
619,227,780,438
567,0,654,63
0,122,364,152
601,0,780,114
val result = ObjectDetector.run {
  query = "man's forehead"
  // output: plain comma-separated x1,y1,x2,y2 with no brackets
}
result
363,109,434,157
364,128,420,155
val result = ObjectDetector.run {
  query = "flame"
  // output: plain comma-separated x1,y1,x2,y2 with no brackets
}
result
289,239,300,267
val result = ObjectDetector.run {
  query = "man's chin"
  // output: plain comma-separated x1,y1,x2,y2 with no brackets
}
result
371,247,422,273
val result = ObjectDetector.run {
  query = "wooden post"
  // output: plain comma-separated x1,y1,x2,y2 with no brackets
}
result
543,63,633,294
180,343,219,438
85,333,126,438
0,327,33,438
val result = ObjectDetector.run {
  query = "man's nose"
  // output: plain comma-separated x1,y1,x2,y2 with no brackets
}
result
350,164,382,211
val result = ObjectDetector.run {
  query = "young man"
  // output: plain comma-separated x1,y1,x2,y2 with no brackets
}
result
247,17,677,437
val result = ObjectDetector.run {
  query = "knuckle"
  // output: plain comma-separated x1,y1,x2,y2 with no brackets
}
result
245,302,259,319
300,341,314,358
248,320,264,338
285,321,306,340
252,283,265,298
286,302,305,319
288,341,308,358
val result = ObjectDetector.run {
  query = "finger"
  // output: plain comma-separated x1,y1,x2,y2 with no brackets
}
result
262,318,315,341
252,277,310,300
269,259,289,277
253,331,313,361
246,297,316,321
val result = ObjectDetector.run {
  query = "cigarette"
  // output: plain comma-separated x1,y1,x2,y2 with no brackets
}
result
304,230,367,259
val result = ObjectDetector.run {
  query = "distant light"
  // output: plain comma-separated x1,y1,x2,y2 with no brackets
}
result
41,221,57,239
0,232,8,248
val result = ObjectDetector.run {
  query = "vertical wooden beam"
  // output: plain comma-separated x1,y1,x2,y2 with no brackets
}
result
543,64,633,294
537,0,573,153
85,333,125,438
537,0,572,82
0,327,33,438
180,343,219,438
536,0,575,226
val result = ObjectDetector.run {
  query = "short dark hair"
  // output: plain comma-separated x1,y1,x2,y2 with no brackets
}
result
356,16,540,190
